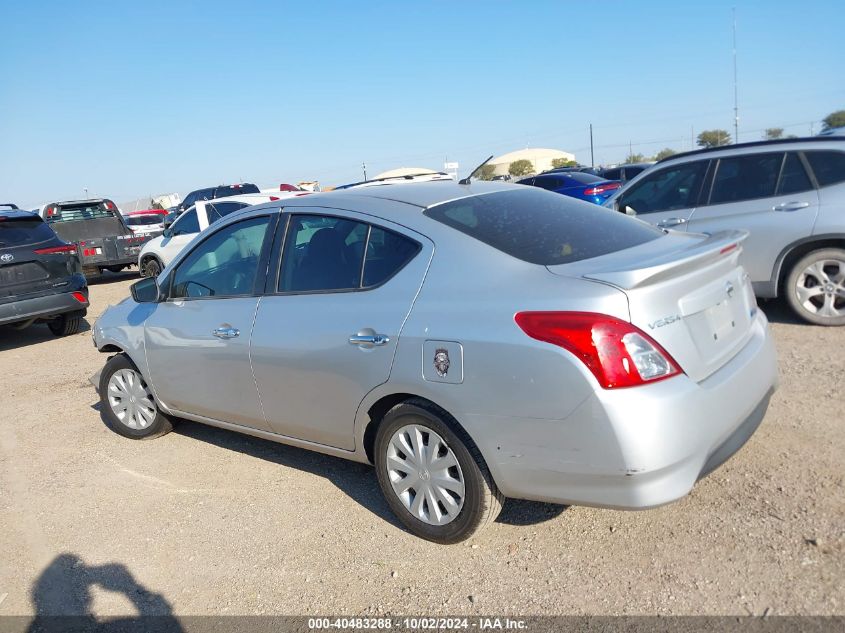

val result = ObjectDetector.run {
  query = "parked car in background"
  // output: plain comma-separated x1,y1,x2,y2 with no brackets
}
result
94,181,777,543
818,127,845,137
175,183,261,213
600,162,655,183
334,172,455,190
543,165,602,176
0,208,89,336
36,199,149,276
604,137,845,325
123,210,168,238
138,193,283,277
517,172,622,204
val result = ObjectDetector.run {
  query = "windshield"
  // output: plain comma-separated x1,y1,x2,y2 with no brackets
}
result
48,202,115,223
125,215,163,226
424,188,662,266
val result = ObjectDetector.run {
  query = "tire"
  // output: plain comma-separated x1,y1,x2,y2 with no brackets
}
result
48,313,82,336
142,257,162,278
785,248,845,326
374,399,503,544
99,354,173,440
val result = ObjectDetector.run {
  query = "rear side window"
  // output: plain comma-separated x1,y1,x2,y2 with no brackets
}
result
602,168,622,180
531,177,560,191
208,202,248,223
278,215,420,292
805,150,845,187
776,153,813,195
424,188,661,266
47,202,115,223
565,172,604,184
709,153,782,204
0,217,57,246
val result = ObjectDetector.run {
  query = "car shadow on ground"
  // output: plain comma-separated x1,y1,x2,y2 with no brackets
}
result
171,418,567,533
0,319,91,353
26,553,183,631
759,298,804,325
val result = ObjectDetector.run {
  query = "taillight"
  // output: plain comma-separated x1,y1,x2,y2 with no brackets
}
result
34,244,78,255
45,205,59,217
514,311,682,389
583,183,621,196
104,200,115,210
269,196,280,201
71,292,87,304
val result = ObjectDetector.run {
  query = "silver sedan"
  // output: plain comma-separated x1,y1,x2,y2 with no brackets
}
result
93,181,778,543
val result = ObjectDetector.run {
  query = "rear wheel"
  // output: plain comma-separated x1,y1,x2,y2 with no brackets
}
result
142,257,162,278
785,248,845,326
48,312,82,336
99,354,173,439
374,399,503,544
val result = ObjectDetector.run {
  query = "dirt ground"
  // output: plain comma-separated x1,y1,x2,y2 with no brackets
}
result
0,272,842,618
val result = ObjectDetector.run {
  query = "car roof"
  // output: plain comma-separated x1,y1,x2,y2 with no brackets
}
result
656,136,843,164
0,209,41,220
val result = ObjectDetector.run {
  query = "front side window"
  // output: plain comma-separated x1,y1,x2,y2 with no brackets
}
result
709,152,782,205
171,209,199,236
170,216,271,299
805,150,845,187
619,161,708,214
278,215,420,292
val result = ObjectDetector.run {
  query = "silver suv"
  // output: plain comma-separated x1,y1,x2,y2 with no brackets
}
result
605,137,845,325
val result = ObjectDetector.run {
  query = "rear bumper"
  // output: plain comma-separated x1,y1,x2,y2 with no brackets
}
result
474,311,778,508
0,288,89,326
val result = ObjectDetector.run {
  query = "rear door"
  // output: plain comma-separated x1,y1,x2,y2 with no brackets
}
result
614,159,710,230
250,208,432,449
686,151,819,284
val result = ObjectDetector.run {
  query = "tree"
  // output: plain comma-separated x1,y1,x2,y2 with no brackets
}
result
822,110,845,132
697,129,731,148
551,158,577,168
764,128,784,140
478,164,496,181
654,148,676,161
626,153,646,163
508,159,534,177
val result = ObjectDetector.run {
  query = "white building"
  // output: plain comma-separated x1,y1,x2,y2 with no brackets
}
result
489,148,576,176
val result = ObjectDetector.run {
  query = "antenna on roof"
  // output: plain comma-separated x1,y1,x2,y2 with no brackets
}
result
458,155,494,185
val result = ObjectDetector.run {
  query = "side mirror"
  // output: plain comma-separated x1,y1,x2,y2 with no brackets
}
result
162,228,173,238
621,204,637,216
130,277,162,303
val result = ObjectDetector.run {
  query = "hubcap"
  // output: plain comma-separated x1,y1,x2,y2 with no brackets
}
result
386,424,465,526
107,368,157,430
796,259,845,319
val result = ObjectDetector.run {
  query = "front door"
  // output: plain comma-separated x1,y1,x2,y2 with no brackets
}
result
615,159,710,231
250,210,432,450
144,214,276,430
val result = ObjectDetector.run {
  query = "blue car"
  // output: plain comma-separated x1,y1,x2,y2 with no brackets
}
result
517,172,622,205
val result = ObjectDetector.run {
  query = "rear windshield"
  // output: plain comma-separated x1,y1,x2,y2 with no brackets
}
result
564,172,605,184
124,215,163,226
424,188,662,266
49,202,115,223
215,184,260,198
0,217,57,247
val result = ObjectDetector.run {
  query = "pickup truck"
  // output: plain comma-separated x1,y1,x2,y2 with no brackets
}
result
37,199,150,276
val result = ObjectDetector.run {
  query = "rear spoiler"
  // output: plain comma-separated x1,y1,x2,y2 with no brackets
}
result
575,230,749,290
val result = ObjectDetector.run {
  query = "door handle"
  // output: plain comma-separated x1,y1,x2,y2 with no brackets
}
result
212,326,240,339
657,217,687,228
773,201,810,212
349,330,389,347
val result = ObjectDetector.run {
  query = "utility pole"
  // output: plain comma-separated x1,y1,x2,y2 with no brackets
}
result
628,140,632,161
362,162,367,181
589,124,594,168
691,125,695,149
732,7,739,143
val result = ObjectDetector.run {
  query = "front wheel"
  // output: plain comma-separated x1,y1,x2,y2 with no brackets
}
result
99,354,173,439
785,248,845,326
142,258,162,278
374,399,503,544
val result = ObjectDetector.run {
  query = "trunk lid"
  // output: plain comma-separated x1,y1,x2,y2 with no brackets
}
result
547,230,758,383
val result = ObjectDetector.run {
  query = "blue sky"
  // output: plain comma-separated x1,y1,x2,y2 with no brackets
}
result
1,0,843,207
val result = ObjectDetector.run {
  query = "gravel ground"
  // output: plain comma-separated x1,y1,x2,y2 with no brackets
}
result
0,273,842,618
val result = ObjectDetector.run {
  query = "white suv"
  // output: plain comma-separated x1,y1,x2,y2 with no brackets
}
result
138,193,301,277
